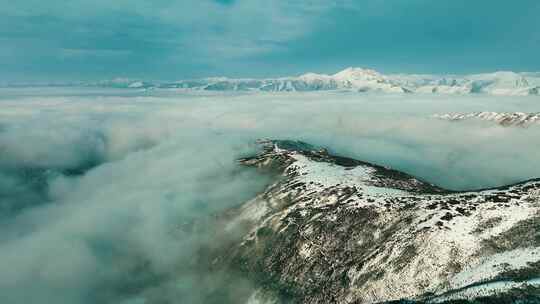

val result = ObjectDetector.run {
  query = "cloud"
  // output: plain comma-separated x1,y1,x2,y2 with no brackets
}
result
0,100,272,303
2,1,540,81
0,1,332,74
0,89,540,303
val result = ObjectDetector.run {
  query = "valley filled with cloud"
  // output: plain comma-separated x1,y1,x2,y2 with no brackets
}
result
1,89,539,303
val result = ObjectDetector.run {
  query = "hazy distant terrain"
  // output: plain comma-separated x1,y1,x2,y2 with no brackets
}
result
12,68,539,96
1,89,539,303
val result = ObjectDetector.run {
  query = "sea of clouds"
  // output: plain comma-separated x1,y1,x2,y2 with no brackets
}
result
1,88,539,303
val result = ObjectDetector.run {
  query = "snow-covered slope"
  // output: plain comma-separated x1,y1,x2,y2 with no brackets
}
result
467,71,534,95
163,67,410,93
98,68,540,96
391,71,540,96
214,140,540,303
331,67,408,93
434,112,540,127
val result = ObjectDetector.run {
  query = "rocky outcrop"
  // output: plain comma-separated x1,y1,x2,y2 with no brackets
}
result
434,112,540,127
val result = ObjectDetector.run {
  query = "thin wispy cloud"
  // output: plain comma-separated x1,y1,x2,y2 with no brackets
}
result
1,1,539,81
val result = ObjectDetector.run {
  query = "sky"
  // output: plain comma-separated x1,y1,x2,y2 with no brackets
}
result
1,0,540,81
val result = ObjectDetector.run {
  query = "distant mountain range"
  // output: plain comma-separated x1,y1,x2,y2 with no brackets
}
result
4,68,540,96
94,67,540,96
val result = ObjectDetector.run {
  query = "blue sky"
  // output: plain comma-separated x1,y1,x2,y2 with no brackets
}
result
1,0,539,81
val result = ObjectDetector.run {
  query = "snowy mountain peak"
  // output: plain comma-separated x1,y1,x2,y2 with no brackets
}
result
298,72,332,81
333,67,383,81
86,67,540,96
227,139,540,303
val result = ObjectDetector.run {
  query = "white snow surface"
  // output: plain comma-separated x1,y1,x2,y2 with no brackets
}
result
109,67,540,95
434,112,540,126
234,141,540,303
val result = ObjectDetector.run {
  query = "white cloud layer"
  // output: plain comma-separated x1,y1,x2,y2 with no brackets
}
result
0,89,539,303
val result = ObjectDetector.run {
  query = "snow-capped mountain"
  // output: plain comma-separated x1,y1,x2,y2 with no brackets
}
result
329,67,408,93
210,140,540,303
390,71,540,95
97,67,540,96
160,67,410,93
434,112,540,127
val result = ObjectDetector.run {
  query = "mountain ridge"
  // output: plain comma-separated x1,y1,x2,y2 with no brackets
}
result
92,67,540,96
210,139,540,303
3,67,540,96
434,112,540,127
